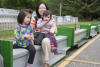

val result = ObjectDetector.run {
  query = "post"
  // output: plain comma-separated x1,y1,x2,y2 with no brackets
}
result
60,3,62,16
75,18,76,30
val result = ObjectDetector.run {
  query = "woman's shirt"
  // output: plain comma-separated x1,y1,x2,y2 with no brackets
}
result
14,24,33,47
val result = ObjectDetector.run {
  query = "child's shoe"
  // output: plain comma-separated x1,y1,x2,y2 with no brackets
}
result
26,64,32,67
54,48,62,55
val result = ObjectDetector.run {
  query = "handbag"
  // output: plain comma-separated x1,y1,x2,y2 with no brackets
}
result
33,16,45,45
34,32,45,45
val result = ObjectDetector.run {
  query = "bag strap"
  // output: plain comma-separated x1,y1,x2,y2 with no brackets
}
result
34,16,38,23
34,16,38,28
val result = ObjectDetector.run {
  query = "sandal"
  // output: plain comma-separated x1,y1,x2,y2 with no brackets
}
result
43,63,49,67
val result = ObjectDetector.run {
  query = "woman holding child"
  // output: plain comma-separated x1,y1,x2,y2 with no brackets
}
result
31,2,57,67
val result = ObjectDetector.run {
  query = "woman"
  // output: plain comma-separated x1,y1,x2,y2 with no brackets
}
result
31,2,57,67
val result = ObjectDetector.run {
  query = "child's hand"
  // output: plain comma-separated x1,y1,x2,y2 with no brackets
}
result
24,35,32,40
44,20,48,24
30,36,34,40
50,31,54,34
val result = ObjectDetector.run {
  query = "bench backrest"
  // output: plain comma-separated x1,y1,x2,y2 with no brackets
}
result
0,40,13,67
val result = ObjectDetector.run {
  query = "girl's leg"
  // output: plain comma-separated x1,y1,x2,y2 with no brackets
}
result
42,38,51,65
13,43,21,49
25,44,36,64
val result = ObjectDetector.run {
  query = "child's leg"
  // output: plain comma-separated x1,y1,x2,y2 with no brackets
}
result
53,37,57,48
51,36,62,54
45,33,57,52
25,44,36,64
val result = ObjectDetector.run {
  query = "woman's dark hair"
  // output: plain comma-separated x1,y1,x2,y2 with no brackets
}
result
43,10,52,19
17,9,33,24
36,2,49,18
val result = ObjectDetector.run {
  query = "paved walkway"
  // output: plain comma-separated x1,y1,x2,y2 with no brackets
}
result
58,34,100,67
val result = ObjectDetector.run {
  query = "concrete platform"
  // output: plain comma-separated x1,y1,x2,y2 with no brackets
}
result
66,34,100,67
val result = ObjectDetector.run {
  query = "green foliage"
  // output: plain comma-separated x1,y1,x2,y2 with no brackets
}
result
0,0,41,10
0,0,99,20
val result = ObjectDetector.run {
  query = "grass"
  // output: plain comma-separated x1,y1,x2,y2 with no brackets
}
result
57,21,91,28
0,30,14,40
0,21,94,40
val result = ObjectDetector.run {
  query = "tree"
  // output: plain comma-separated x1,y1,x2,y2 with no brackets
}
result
47,0,100,20
0,0,42,10
46,0,65,15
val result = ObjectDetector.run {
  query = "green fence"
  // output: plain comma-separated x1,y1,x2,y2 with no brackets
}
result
0,40,13,67
57,27,74,47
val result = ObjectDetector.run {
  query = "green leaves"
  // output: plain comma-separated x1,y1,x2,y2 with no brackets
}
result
0,0,99,20
0,0,41,10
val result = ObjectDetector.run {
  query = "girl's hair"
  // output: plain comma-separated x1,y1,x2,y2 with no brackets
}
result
43,10,52,19
36,2,49,18
17,9,33,24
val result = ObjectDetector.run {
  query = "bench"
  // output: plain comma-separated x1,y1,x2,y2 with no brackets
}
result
98,25,100,33
13,36,67,67
90,26,97,37
74,29,87,47
0,54,4,67
74,29,87,43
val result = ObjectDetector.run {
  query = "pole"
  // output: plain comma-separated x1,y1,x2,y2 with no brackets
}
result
60,3,62,16
75,18,77,30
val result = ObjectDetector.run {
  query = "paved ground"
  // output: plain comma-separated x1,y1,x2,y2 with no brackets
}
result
53,34,100,67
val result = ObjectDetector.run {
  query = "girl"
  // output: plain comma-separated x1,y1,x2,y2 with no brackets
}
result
14,9,36,67
37,10,59,54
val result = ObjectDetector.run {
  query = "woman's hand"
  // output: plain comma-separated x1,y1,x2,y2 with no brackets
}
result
54,23,57,34
54,27,57,34
40,27,50,32
40,26,57,34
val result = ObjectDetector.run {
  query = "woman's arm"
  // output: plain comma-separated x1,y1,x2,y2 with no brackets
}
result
40,27,50,32
54,23,57,34
37,19,48,28
51,17,57,34
40,23,57,34
40,18,58,34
